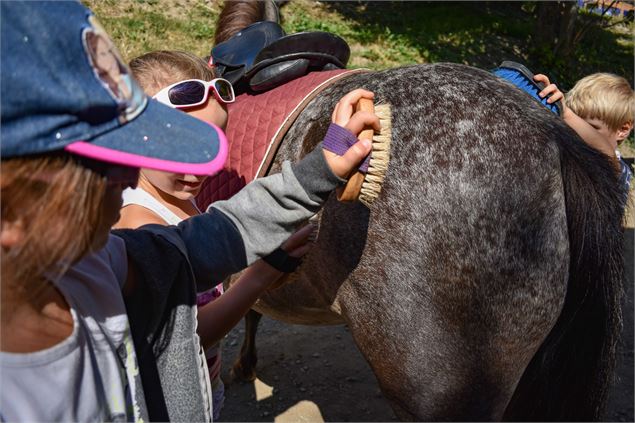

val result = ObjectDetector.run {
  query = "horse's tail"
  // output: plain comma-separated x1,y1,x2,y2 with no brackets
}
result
506,133,626,421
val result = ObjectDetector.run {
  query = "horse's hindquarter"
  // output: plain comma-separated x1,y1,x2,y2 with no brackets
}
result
355,65,571,419
264,64,572,419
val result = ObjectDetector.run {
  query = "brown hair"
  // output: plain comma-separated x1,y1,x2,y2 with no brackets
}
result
129,50,217,96
1,153,106,299
565,73,635,131
214,0,266,45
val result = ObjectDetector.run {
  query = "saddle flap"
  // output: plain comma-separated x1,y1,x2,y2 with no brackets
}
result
213,23,351,92
247,32,349,81
244,31,350,93
252,31,350,66
249,58,310,92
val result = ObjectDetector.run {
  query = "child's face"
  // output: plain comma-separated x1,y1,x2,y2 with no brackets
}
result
138,85,227,202
183,96,229,131
140,169,207,201
583,117,633,148
94,37,120,79
138,92,227,201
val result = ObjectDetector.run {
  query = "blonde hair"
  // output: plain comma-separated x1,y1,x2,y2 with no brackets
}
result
565,73,635,131
129,50,217,96
1,154,106,297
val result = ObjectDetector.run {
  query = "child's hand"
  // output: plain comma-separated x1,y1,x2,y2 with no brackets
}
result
280,222,318,258
534,74,565,107
265,222,318,290
324,89,379,178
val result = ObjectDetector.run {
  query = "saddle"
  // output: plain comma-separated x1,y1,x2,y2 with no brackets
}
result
211,21,350,94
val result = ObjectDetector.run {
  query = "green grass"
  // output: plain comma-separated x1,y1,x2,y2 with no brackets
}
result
86,0,633,90
84,0,222,59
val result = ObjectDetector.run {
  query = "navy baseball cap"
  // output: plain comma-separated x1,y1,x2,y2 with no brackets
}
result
1,1,228,175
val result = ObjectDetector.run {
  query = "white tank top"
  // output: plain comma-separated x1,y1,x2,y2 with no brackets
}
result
122,187,200,225
121,187,224,385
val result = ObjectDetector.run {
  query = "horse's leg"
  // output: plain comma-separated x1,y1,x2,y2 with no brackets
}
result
341,274,565,422
231,309,263,382
334,202,568,421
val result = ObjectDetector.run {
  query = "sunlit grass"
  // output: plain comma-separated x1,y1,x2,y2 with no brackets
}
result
84,0,222,61
85,0,632,89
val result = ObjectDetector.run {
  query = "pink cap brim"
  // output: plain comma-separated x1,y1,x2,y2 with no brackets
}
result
65,122,229,176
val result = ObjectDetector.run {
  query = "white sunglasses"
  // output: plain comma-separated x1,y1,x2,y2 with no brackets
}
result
153,78,235,108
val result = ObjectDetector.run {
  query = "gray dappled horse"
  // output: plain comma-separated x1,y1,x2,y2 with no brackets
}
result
213,2,626,420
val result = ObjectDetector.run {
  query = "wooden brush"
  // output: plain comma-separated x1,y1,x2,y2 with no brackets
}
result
337,98,392,207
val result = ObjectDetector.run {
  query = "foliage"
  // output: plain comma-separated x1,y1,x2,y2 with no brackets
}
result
527,1,634,89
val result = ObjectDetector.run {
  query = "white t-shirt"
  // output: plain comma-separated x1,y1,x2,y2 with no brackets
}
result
0,235,146,422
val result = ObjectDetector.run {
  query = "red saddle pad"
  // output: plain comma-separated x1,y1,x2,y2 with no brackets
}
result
196,69,349,210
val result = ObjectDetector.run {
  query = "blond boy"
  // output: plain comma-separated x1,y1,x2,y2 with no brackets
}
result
536,73,634,192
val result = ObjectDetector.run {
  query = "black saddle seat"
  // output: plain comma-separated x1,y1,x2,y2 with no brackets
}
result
211,21,350,94
211,21,285,85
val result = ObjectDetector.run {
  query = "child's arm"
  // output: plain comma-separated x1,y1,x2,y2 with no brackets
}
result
534,74,617,159
195,224,314,349
168,89,378,287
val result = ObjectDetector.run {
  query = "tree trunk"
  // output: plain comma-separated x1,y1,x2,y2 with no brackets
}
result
555,2,578,58
533,1,579,60
534,1,561,48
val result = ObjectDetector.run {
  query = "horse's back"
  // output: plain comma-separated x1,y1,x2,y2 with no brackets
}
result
261,63,574,419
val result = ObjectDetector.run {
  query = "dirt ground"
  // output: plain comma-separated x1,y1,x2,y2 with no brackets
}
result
218,229,634,422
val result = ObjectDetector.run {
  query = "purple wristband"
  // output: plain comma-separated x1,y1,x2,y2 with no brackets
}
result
322,123,370,172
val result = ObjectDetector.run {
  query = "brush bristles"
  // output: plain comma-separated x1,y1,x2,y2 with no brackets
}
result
359,103,392,207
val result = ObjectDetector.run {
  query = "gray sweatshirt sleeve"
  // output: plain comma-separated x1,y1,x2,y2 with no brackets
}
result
172,145,346,286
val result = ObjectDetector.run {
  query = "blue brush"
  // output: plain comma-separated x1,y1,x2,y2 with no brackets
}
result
492,61,562,116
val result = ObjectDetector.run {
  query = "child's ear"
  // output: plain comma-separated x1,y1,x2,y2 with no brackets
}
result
617,121,633,140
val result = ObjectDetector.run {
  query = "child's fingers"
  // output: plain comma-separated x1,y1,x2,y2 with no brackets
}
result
538,83,559,99
285,242,313,259
538,84,564,103
535,74,565,104
323,138,372,178
546,90,563,104
281,223,316,252
344,111,381,135
331,101,340,122
333,89,375,127
534,73,551,86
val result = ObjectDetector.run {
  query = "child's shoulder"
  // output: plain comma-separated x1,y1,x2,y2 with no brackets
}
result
115,203,167,229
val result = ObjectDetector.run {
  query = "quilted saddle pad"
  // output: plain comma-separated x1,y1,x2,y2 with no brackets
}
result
196,69,356,209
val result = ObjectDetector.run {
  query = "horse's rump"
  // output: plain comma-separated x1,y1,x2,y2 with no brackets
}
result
254,63,623,420
268,63,570,324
